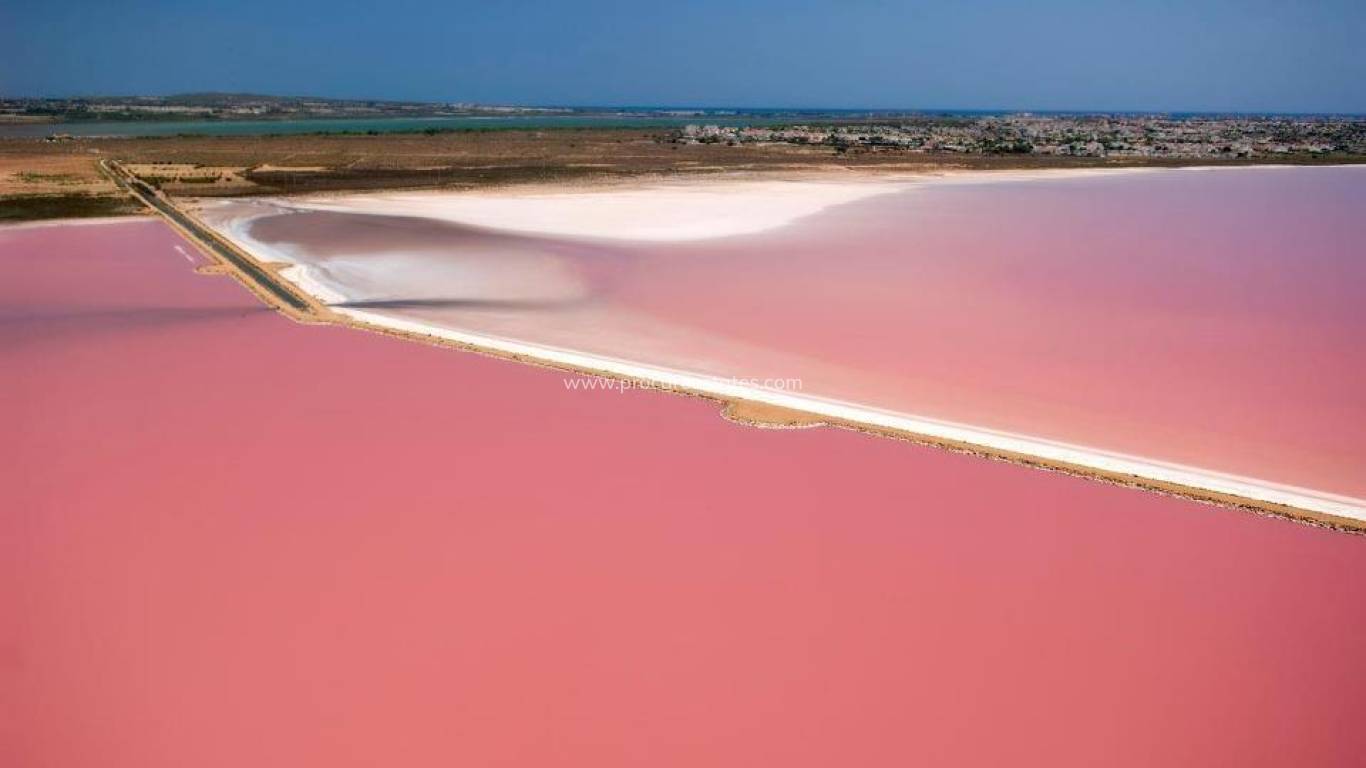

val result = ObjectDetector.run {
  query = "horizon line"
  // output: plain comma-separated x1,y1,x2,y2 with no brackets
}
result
5,92,1364,118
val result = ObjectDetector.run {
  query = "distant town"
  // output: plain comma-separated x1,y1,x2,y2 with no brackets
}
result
5,95,1365,224
673,114,1366,159
5,94,1364,163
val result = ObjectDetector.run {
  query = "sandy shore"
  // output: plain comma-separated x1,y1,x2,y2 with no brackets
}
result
0,214,151,231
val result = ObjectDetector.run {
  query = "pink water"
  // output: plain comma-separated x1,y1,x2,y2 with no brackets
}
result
237,167,1366,499
3,218,1365,767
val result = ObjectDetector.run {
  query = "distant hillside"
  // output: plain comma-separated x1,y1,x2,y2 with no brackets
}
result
0,94,567,122
157,92,433,108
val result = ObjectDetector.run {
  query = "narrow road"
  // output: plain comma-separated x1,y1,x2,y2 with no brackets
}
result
102,160,317,316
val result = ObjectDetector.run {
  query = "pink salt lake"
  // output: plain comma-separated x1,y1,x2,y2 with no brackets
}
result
3,212,1365,767
225,166,1366,502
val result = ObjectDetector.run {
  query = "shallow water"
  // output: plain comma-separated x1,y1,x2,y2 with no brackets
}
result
0,113,813,138
6,218,1366,768
208,166,1366,500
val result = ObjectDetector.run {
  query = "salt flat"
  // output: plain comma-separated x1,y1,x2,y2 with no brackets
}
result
280,177,909,241
197,165,1366,520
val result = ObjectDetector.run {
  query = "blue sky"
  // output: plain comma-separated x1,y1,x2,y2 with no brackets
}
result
2,0,1363,112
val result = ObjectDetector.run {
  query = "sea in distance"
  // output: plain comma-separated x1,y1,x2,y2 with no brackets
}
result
0,110,894,139
7,108,1345,139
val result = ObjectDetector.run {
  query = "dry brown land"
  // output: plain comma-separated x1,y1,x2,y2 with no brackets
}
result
5,129,1362,218
0,146,120,196
0,142,144,221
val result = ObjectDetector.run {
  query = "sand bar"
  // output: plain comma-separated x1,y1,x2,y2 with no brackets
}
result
335,305,1366,524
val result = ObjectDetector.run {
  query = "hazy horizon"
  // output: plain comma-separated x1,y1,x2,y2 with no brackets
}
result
7,92,1366,117
3,1,1363,114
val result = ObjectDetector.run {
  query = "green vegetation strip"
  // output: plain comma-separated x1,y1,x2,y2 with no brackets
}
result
0,193,142,222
